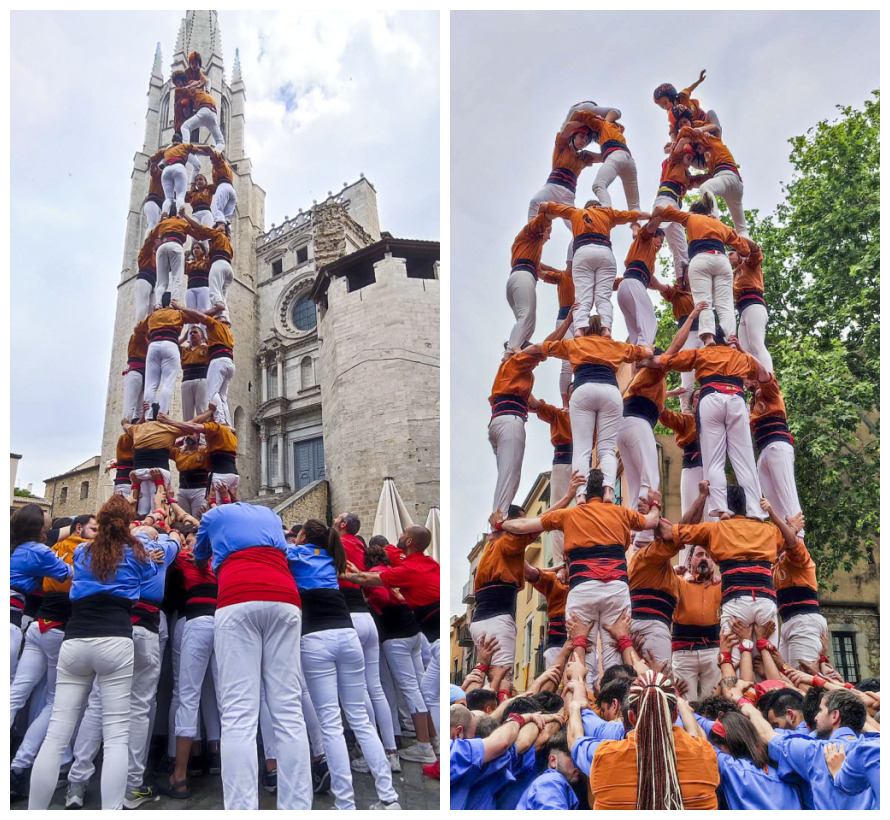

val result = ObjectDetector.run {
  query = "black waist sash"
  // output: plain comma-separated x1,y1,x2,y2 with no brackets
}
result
301,588,354,635
136,267,157,285
182,363,209,381
573,232,612,253
623,394,658,428
132,598,162,633
510,257,538,282
557,304,571,320
719,559,775,603
630,587,677,625
491,394,528,422
624,260,651,287
682,441,702,468
65,594,134,640
699,374,744,400
736,288,766,314
656,180,684,202
601,139,630,157
753,415,794,453
553,442,573,465
671,621,720,648
573,363,618,389
546,167,578,193
378,604,421,641
688,238,726,259
210,451,238,475
413,601,440,644
777,585,820,620
133,448,170,470
546,615,566,648
341,586,369,614
473,582,519,621
115,457,134,485
179,469,209,489
567,544,628,589
36,591,71,626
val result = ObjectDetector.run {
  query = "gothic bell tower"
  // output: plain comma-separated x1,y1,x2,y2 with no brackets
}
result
99,10,264,501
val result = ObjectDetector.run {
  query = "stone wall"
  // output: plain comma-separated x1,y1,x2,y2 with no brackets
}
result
821,604,879,681
46,464,102,519
276,480,329,528
318,254,439,529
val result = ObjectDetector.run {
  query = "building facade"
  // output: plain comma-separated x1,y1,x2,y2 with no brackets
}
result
97,11,439,530
44,457,102,520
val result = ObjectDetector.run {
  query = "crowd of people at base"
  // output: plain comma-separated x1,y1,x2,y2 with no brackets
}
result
459,73,880,809
11,492,441,811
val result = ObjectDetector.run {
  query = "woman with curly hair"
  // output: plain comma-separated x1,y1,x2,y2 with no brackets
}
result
28,494,159,810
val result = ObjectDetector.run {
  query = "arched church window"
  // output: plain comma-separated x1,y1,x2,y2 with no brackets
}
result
301,357,313,390
221,96,230,140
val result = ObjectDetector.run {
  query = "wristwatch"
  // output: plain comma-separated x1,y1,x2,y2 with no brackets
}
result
739,639,755,653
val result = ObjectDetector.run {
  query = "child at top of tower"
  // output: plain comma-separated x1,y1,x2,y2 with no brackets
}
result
185,51,209,91
653,70,722,139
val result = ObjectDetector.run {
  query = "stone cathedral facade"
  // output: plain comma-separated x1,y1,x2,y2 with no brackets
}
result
98,10,440,529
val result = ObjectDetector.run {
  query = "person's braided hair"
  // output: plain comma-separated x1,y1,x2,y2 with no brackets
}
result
627,670,683,810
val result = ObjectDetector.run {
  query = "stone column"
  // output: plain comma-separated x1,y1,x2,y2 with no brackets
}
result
260,427,269,493
261,358,269,404
276,351,285,399
276,423,286,490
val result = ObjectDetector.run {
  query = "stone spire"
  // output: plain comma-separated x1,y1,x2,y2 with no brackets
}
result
171,10,224,74
232,48,242,84
151,42,163,80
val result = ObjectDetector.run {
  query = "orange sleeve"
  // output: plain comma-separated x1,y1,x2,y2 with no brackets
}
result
658,406,684,433
538,268,563,286
662,349,698,372
624,507,649,532
540,510,568,532
674,522,713,547
621,342,648,363
607,209,642,226
534,401,558,425
784,538,811,568
542,340,572,361
539,203,576,221
658,206,690,226
533,571,556,597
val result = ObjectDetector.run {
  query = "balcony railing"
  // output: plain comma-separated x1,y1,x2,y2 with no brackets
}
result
458,625,474,647
462,580,475,604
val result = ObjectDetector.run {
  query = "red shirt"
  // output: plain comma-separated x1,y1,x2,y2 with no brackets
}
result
339,532,367,590
216,547,301,609
385,544,406,566
378,552,440,609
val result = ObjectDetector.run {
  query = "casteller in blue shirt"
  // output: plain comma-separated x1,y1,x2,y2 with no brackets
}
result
195,502,288,572
517,768,580,810
450,737,486,810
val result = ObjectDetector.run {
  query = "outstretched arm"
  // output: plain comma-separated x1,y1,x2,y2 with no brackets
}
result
664,301,708,356
761,498,798,549
501,516,545,536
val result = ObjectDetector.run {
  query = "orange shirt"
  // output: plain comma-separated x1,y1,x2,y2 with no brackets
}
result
180,344,209,367
191,87,217,112
162,143,198,166
131,420,179,452
534,401,572,445
541,500,645,554
157,215,191,244
680,127,738,173
207,151,234,186
43,534,86,595
172,446,210,473
204,422,238,455
127,326,149,360
656,206,748,253
205,316,235,350
663,345,759,384
147,151,165,199
661,284,695,321
674,517,785,565
117,432,134,463
187,256,210,285
590,726,719,810
573,111,627,148
733,245,764,297
489,349,544,404
552,135,590,176
474,532,536,591
773,537,817,593
669,88,708,132
674,576,722,628
511,214,550,271
186,186,214,212
624,229,660,274
543,336,647,372
624,365,666,413
138,227,161,272
658,407,698,449
749,375,786,427
660,151,691,190
186,222,233,260
538,267,574,308
540,203,640,240
532,569,568,620
146,308,186,340
629,539,680,597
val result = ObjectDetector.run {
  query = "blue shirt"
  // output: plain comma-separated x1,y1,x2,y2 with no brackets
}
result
285,543,339,590
10,542,72,594
70,543,158,600
834,737,880,807
450,737,486,810
465,744,518,809
494,746,538,809
136,534,180,603
516,769,579,810
195,502,288,572
581,707,626,740
768,727,877,811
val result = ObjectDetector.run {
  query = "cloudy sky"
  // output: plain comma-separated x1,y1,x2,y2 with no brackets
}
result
449,10,880,615
10,10,439,495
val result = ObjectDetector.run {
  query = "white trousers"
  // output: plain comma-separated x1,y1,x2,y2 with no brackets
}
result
528,180,575,223
566,580,630,689
632,618,672,669
175,615,218,738
206,357,236,426
555,314,574,397
135,279,154,322
420,639,440,737
469,614,517,669
678,464,708,566
543,646,561,669
214,600,311,810
721,597,778,663
506,269,537,350
161,163,188,217
700,170,747,237
488,414,525,516
143,199,161,237
209,259,234,322
211,472,240,503
144,339,181,418
211,181,237,225
738,303,772,370
130,467,171,517
10,622,22,682
302,628,398,810
671,647,720,702
698,392,764,519
350,611,397,750
616,415,659,543
182,108,225,152
570,381,622,492
678,332,703,413
186,284,211,313
652,194,688,278
758,441,802,534
155,242,185,307
688,251,735,340
550,462,571,565
616,277,657,345
10,627,65,769
572,244,617,333
181,378,208,422
593,149,640,212
381,635,428,716
779,612,828,671
29,637,134,811
122,370,145,422
178,487,207,518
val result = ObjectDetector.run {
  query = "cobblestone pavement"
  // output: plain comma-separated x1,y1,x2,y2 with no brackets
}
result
12,753,441,810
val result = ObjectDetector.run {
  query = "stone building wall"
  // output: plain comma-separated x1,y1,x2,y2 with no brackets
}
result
318,255,439,528
45,461,102,519
821,604,879,681
276,480,329,529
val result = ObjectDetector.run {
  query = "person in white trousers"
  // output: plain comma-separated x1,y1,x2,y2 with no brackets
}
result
488,312,572,517
505,213,553,351
122,324,149,422
143,150,165,237
194,502,312,810
135,226,161,323
653,72,722,139
730,241,773,371
172,437,210,519
129,421,179,517
184,244,212,314
180,326,209,421
286,520,401,809
142,302,186,419
179,309,236,426
159,139,201,220
651,136,702,279
537,263,575,405
180,214,235,323
528,314,653,502
529,396,572,564
28,494,159,811
652,265,701,412
615,226,665,346
537,199,647,339
194,145,238,227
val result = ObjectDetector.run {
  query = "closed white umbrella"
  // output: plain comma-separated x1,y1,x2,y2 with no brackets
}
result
424,506,440,561
373,477,414,546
